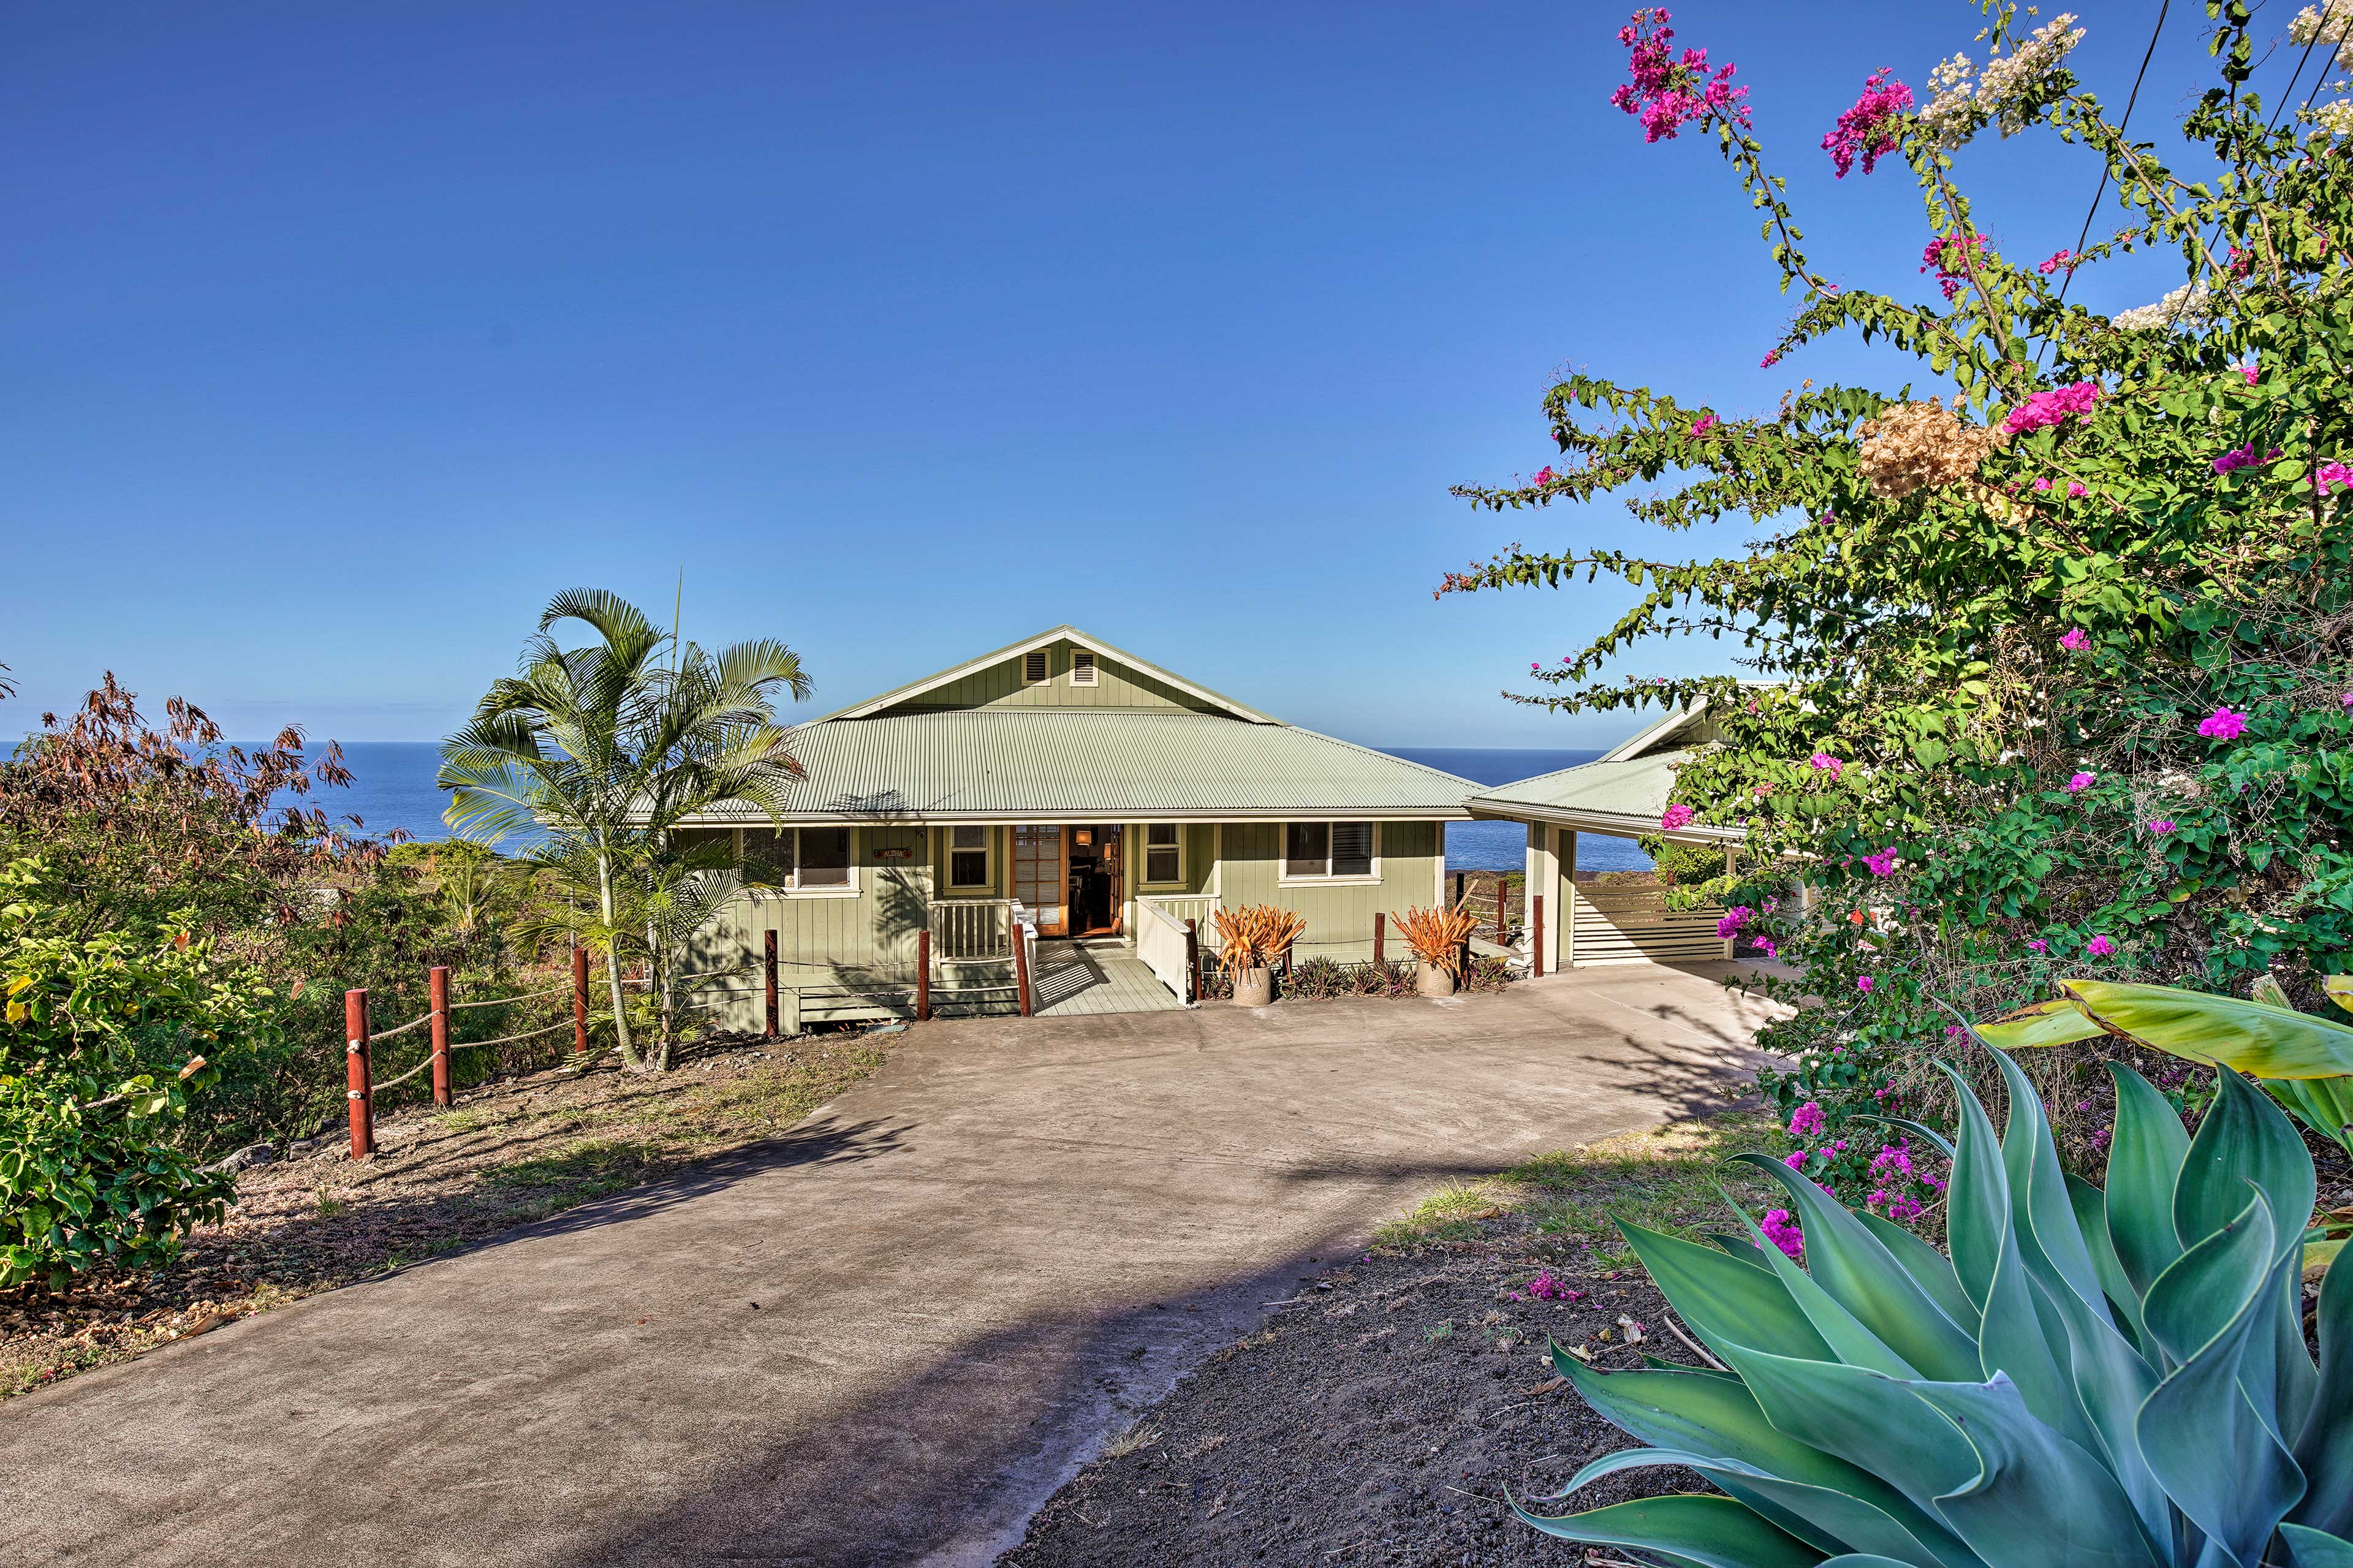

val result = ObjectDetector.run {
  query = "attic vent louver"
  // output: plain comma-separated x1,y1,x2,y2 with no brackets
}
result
1024,650,1048,683
1070,651,1096,686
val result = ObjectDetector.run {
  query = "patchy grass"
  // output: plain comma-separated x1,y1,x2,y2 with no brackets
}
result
3,1028,897,1399
1371,1112,1777,1268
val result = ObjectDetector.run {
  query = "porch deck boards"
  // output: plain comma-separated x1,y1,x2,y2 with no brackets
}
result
1028,941,1187,1017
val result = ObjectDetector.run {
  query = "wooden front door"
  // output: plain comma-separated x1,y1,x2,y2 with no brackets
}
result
1014,825,1067,936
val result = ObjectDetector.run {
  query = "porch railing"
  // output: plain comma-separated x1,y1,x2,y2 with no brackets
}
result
1143,893,1219,935
1135,895,1205,1006
928,899,1014,962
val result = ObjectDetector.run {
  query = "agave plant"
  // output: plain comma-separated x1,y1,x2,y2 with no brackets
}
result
1524,1046,2352,1567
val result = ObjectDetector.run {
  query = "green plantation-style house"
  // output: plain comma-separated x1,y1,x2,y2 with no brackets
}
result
665,627,1745,1028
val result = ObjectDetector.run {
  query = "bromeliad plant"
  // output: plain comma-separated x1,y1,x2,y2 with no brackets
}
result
1210,903,1307,974
1525,1044,2352,1567
1392,901,1480,979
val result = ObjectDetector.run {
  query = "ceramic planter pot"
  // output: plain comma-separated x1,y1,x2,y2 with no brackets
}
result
1231,965,1273,1006
1415,960,1458,999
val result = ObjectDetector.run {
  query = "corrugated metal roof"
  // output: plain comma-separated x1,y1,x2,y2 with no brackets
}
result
678,710,1479,823
1464,748,1746,843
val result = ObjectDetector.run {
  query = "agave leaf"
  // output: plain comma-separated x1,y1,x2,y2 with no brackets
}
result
1512,1492,1819,1567
1707,1231,1773,1268
1908,1375,2166,1568
1987,1048,2116,1325
2060,978,2353,1080
2280,1524,2353,1568
1819,1559,1944,1568
1855,1209,1977,1329
2066,1172,2148,1349
2269,1076,2353,1156
1975,997,2109,1050
1713,1342,1979,1520
1555,1446,1953,1567
1732,1154,1982,1381
1556,1360,1976,1568
1615,1221,1834,1365
1859,1113,1957,1162
2313,1237,2348,1278
1722,1198,1923,1379
2292,1223,2353,1537
2104,1064,2191,1301
2138,1189,2308,1568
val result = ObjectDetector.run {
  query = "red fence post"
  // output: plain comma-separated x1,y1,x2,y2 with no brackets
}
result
764,929,780,1038
572,946,589,1055
428,966,452,1107
1013,920,1034,1018
1373,911,1385,967
344,988,374,1159
915,929,931,1021
1184,918,1200,1004
1531,895,1545,979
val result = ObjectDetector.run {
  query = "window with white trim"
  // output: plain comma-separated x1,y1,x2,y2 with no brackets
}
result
1070,650,1097,686
1023,650,1050,683
1143,823,1182,885
947,825,993,889
740,826,854,892
1283,820,1375,880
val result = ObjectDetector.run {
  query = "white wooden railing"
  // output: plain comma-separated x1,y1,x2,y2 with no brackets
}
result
1144,893,1218,936
928,899,1014,962
1135,896,1201,1006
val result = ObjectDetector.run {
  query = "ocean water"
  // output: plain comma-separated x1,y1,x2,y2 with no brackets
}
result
279,741,1651,874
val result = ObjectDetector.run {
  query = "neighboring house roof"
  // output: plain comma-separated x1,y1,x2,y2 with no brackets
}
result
676,630,1476,824
1468,699,1747,843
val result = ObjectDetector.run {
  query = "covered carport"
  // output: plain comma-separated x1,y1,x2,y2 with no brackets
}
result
1467,702,1746,972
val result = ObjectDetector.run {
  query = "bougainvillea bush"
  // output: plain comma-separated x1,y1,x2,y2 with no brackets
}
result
1447,4,2353,1200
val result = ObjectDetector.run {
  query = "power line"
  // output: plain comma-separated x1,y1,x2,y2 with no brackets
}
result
2055,0,2170,312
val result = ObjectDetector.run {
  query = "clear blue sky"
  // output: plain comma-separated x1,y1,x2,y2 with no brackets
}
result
4,2,2235,747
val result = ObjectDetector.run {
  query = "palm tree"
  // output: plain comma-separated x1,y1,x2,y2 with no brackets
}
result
438,589,809,1069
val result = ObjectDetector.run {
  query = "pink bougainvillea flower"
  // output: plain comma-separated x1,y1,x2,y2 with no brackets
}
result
2037,249,2078,275
1808,752,1844,779
1856,975,1876,994
1609,8,1750,143
1659,803,1697,831
1783,1149,1808,1169
2241,364,2260,386
2215,444,2284,475
1756,936,1778,957
2314,462,2353,494
1531,466,1556,485
1530,662,1542,674
2066,771,2096,793
1760,1208,1804,1259
1821,68,1912,178
2026,938,2050,954
2086,934,2117,958
1789,1100,1825,1140
1760,349,1781,368
2342,692,2353,709
1716,904,1752,939
1863,847,1899,876
2198,706,2250,740
2059,627,2090,651
2067,482,2087,498
2146,819,2176,834
1691,414,1718,436
1752,782,1773,798
2003,381,2101,436
2033,477,2053,491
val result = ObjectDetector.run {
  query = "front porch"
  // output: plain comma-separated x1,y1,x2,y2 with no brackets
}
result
1028,939,1189,1017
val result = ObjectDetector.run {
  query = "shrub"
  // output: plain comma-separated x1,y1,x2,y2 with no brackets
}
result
1524,1047,2353,1563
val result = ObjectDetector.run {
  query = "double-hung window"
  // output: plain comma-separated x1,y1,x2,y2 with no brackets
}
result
740,826,855,893
1283,821,1376,881
947,826,993,889
1143,823,1182,885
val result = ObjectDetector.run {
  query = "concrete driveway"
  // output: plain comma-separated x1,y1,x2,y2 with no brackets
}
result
1,963,1781,1568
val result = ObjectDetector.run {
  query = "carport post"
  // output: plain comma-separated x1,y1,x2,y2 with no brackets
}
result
428,966,453,1107
765,930,781,1037
1371,911,1384,966
344,988,374,1159
1531,896,1544,979
1184,918,1200,1004
915,929,931,1021
571,946,589,1054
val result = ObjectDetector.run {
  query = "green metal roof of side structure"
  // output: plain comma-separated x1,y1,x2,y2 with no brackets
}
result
676,628,1477,824
1465,700,1748,844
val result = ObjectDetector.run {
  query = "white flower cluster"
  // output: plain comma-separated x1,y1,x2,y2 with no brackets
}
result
2112,281,2215,331
1977,13,2086,136
1919,53,1978,148
2290,2,2353,71
2317,98,2353,137
1916,15,2084,147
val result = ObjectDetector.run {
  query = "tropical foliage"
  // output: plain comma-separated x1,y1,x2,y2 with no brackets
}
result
1527,1047,2353,1567
1210,903,1308,973
439,588,809,1070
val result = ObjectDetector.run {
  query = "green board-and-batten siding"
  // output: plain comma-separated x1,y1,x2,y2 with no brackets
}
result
1213,821,1440,961
883,640,1221,716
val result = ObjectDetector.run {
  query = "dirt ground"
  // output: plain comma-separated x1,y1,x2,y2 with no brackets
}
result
0,1026,896,1399
998,1118,1773,1568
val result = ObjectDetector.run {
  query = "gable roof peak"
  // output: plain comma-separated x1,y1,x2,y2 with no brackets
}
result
814,625,1279,725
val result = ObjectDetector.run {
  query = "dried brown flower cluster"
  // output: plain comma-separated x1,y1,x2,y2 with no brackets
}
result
1855,399,2010,499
